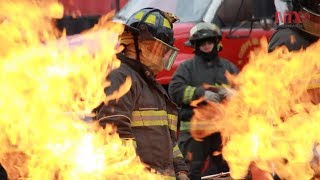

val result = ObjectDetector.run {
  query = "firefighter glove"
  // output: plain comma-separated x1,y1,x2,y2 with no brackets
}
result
218,88,237,100
176,171,189,180
204,90,220,102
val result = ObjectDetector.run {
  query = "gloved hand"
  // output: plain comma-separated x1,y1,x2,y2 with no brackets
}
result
218,88,237,100
176,172,189,180
204,90,220,102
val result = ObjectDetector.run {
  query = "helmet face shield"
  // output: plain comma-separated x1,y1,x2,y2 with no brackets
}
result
145,37,179,71
139,29,179,71
161,38,179,70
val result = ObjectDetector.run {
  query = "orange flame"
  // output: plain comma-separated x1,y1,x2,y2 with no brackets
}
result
0,0,159,179
191,38,320,179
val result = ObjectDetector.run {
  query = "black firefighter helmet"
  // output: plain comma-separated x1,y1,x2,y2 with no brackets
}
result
297,0,320,15
289,0,320,36
124,7,179,70
188,22,223,51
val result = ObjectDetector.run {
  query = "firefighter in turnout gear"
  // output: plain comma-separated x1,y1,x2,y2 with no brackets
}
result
0,164,7,180
96,8,189,179
168,22,238,180
269,0,320,104
264,0,320,179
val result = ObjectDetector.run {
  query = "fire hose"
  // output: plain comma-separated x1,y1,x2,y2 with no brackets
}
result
201,172,230,180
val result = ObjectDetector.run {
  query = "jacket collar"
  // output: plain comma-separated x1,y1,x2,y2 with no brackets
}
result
195,55,223,67
116,53,179,108
117,53,155,80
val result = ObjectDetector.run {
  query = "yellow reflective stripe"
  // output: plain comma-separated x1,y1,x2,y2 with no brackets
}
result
173,145,183,158
134,11,144,20
183,86,196,104
132,140,137,148
144,14,156,25
132,110,167,117
121,139,137,149
163,18,171,29
163,176,175,180
207,84,230,90
131,110,177,129
132,120,168,127
211,84,225,88
217,42,223,51
180,121,190,131
308,73,320,89
168,114,178,132
132,110,171,127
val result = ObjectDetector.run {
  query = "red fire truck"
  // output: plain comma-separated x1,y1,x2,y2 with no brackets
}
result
115,0,276,88
59,0,277,88
57,0,128,35
59,0,128,16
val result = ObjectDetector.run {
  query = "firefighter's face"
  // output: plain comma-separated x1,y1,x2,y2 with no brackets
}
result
138,39,169,74
199,40,214,53
145,39,169,60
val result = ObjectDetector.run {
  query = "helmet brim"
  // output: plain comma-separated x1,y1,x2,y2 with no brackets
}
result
123,24,140,35
298,0,320,16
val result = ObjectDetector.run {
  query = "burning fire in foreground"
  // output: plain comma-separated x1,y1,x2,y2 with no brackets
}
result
0,0,159,179
191,38,320,179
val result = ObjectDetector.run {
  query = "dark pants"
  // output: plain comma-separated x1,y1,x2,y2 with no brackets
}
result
178,131,229,180
0,164,7,180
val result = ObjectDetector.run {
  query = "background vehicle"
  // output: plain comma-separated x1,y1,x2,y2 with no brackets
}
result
115,0,276,88
59,0,128,16
57,0,128,35
58,0,277,88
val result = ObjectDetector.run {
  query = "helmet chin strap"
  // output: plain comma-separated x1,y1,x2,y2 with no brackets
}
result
133,35,141,62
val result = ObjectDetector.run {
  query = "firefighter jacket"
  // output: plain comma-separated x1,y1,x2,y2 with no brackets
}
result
268,26,318,52
168,55,238,132
268,26,320,104
96,53,188,176
0,164,7,180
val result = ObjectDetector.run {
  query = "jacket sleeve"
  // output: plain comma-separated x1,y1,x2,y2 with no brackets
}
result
168,62,205,106
268,28,310,52
0,164,7,180
172,142,189,174
169,112,189,173
96,68,137,139
228,61,239,75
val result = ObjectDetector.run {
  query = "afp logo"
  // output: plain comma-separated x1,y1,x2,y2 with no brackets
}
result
275,11,310,24
275,0,311,24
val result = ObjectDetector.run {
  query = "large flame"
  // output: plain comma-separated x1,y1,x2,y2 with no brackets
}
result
191,38,320,179
0,0,158,179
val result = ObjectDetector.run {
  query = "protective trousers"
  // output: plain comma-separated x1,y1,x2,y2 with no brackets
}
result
178,131,229,180
0,164,7,180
